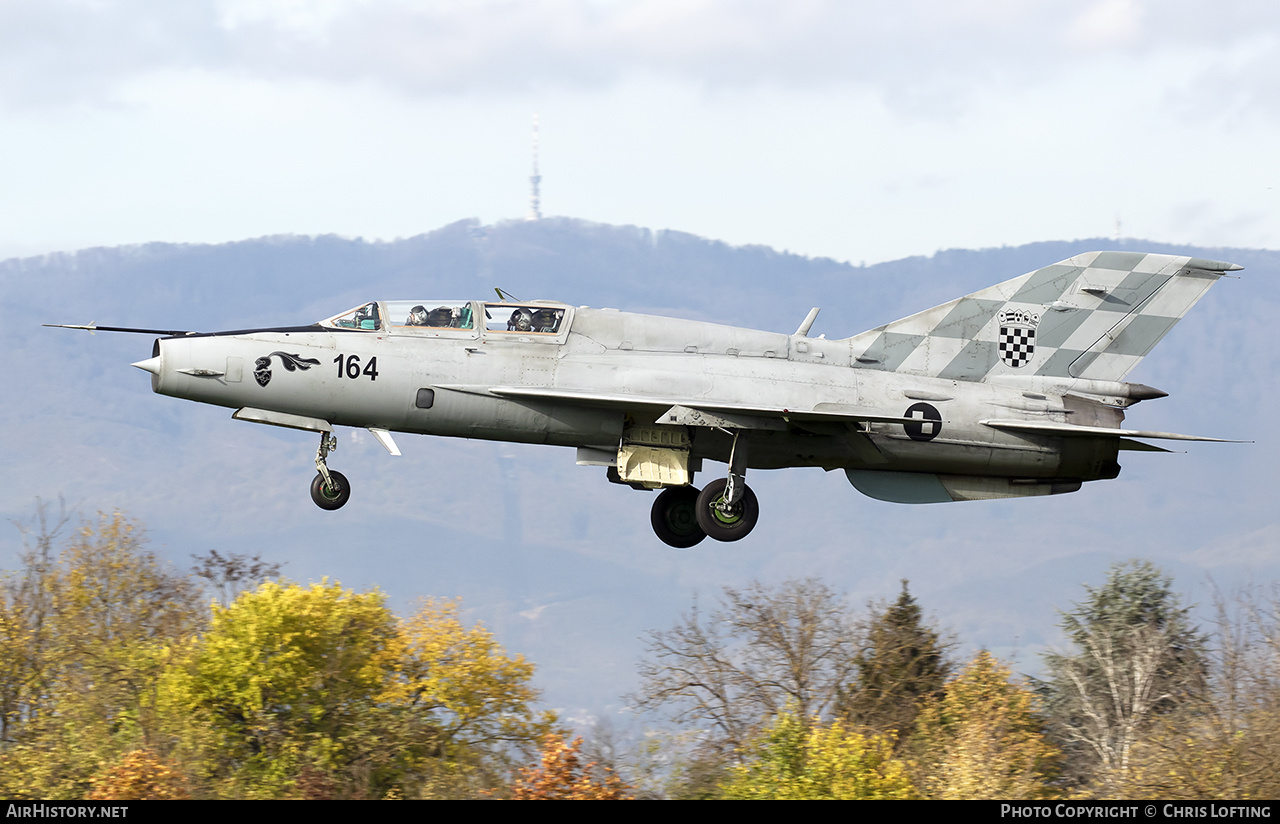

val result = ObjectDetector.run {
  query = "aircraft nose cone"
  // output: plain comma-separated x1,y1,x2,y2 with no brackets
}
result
131,356,162,376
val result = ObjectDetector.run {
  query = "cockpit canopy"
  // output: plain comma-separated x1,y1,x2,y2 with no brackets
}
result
321,300,570,336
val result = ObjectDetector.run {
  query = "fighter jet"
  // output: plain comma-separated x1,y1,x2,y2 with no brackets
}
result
49,251,1244,547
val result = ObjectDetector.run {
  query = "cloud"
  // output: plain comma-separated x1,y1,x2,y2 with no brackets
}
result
5,0,1278,116
1065,0,1143,49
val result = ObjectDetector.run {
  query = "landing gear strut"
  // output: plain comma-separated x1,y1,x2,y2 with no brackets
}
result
310,431,351,510
696,428,758,541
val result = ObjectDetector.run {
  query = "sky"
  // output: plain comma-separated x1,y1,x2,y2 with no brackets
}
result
2,0,1278,265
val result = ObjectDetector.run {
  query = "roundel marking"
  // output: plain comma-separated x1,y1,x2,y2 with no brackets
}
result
903,402,942,442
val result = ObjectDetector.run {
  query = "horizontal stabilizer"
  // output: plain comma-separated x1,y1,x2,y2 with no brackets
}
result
981,419,1248,443
1118,438,1175,453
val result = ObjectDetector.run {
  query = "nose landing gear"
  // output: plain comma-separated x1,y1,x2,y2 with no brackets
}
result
310,469,351,510
310,432,351,510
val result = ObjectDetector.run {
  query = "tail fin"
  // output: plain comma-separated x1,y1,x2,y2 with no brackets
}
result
846,251,1240,382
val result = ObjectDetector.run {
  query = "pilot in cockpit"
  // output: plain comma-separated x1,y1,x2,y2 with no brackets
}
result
353,303,380,329
532,308,563,333
508,309,534,332
428,306,456,327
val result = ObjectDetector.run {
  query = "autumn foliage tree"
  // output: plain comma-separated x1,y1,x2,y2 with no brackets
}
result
911,651,1060,799
507,734,632,800
0,507,202,799
157,580,401,797
387,598,556,763
719,710,915,800
158,583,554,798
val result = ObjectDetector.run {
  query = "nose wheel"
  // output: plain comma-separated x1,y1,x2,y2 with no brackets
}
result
310,470,351,510
310,431,351,510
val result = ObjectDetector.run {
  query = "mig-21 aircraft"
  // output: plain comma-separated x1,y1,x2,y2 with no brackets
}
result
49,251,1244,547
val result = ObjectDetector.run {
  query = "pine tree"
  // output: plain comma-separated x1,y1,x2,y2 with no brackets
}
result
838,580,953,739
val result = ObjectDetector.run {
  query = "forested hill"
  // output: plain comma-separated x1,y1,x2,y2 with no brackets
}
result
15,216,1270,339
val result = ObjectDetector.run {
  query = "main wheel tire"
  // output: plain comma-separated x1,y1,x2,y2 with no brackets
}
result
650,486,707,548
310,470,351,510
695,478,759,542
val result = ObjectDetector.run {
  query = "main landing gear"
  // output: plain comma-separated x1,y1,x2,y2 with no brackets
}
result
649,429,758,548
650,486,705,548
649,480,760,547
310,432,351,510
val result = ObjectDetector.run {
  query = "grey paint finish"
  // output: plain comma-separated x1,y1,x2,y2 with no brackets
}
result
81,251,1241,543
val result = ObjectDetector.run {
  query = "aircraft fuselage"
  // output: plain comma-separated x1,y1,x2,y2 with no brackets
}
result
80,250,1240,545
146,306,1121,484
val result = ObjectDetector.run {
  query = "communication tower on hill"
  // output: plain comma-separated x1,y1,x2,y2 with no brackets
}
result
528,114,542,221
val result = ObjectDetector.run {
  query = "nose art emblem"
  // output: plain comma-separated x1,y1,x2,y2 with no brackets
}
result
254,352,321,387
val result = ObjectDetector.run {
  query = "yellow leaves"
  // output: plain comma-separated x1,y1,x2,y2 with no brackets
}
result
166,580,397,745
911,651,1060,800
196,579,397,713
385,598,554,749
799,723,915,800
87,750,188,800
507,734,633,800
155,582,553,797
5,506,553,799
721,710,916,800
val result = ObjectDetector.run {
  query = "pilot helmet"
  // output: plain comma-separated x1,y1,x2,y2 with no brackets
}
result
514,310,533,331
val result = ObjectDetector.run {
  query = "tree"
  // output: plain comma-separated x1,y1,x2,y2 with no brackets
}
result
383,598,557,781
157,579,404,798
190,550,284,608
838,580,953,739
911,651,1059,799
633,579,858,753
1110,584,1280,800
0,499,70,744
507,734,632,800
158,583,555,798
0,507,203,799
1038,560,1206,790
720,710,915,800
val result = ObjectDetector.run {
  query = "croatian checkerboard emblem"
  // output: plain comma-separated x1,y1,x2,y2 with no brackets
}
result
998,309,1040,368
